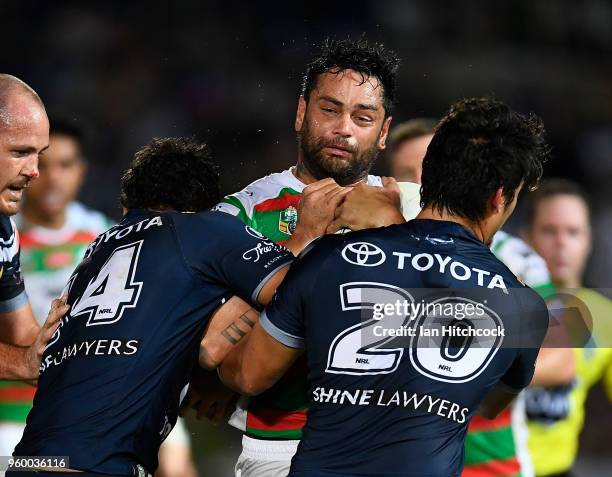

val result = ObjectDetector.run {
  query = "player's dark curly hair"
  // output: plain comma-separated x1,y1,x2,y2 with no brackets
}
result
301,37,400,116
120,137,220,212
420,97,549,222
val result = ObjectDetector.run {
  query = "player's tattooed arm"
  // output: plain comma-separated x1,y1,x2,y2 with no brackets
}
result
200,262,291,369
218,321,302,396
200,296,260,370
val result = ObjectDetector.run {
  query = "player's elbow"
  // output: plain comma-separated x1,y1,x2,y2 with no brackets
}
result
234,370,270,397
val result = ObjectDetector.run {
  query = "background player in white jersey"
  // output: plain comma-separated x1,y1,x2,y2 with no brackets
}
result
16,120,112,322
0,74,67,385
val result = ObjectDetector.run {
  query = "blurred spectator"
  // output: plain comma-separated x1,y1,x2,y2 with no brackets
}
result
523,178,612,477
16,121,112,321
388,118,436,183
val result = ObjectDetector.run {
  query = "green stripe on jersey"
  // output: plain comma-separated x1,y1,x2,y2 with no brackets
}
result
0,402,32,422
246,428,303,440
220,196,249,223
464,427,517,466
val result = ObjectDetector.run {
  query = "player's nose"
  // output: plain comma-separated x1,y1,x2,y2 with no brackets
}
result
332,113,353,137
22,155,40,180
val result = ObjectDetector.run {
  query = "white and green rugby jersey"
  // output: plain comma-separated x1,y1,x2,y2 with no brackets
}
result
214,167,383,244
491,230,555,298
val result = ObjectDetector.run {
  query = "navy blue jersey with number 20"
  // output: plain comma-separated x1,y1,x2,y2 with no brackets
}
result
15,209,293,476
261,219,549,477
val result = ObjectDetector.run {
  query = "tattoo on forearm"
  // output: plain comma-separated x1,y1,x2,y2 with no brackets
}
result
221,309,257,345
239,313,255,327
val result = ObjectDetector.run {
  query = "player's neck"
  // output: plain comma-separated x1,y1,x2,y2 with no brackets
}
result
292,162,369,187
22,204,67,230
416,206,489,244
553,276,582,290
293,162,318,185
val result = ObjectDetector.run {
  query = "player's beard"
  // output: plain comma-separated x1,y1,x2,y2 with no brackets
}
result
297,118,380,186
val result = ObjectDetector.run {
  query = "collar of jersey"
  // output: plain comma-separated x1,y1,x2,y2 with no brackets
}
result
405,219,486,247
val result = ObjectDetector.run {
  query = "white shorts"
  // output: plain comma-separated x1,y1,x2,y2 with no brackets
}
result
161,417,190,448
234,435,298,477
0,422,26,477
0,421,25,456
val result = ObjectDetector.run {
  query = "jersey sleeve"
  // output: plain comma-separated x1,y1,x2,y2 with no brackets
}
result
492,232,556,300
212,195,250,224
0,217,28,313
260,237,337,349
500,292,550,392
176,212,293,305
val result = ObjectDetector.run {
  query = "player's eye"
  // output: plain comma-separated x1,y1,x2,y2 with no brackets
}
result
355,115,373,123
11,149,31,158
321,107,337,114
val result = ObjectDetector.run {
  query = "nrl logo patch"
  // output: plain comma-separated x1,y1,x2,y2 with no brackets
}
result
279,206,298,235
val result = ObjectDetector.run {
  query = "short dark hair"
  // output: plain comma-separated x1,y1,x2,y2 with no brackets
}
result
389,118,438,152
420,97,549,222
301,37,400,117
120,137,219,212
524,178,590,228
50,118,84,144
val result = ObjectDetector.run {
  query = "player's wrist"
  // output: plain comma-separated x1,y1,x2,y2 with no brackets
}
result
24,344,41,379
379,205,406,227
284,231,315,256
11,345,36,381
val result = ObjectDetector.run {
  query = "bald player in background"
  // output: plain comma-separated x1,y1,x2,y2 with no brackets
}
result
0,75,67,387
0,75,68,458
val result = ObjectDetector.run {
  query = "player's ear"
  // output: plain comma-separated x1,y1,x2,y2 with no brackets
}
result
295,96,306,133
491,187,505,213
378,116,392,150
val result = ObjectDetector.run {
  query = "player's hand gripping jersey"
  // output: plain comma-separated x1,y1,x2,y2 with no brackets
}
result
261,220,549,476
14,210,293,476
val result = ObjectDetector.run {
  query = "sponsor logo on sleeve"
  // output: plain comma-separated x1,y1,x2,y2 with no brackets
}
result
242,226,289,267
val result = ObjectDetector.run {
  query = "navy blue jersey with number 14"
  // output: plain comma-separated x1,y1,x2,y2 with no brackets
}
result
15,209,293,476
261,219,549,477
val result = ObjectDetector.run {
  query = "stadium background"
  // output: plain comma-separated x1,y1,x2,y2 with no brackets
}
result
2,0,610,474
